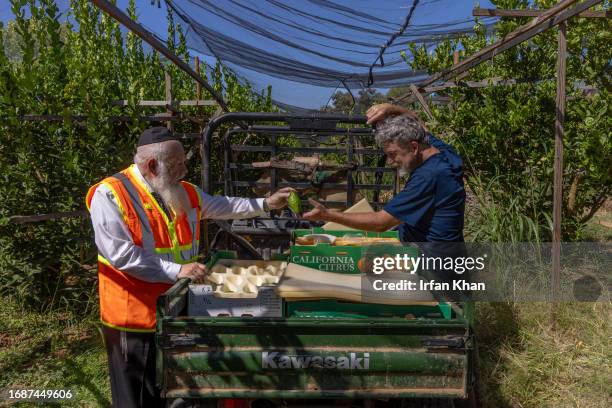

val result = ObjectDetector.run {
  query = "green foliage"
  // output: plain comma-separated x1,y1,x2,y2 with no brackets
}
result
465,173,552,243
0,0,275,311
402,0,611,242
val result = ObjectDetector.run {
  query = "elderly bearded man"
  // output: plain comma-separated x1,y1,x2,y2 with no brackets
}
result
304,103,465,243
86,127,293,407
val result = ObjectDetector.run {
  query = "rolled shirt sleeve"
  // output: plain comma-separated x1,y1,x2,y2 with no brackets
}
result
89,185,181,284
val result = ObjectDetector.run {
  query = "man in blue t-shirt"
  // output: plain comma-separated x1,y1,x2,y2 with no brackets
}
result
304,103,465,243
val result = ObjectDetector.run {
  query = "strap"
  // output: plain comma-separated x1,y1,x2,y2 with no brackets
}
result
113,172,156,250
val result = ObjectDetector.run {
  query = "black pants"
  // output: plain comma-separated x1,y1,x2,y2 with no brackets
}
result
102,326,164,408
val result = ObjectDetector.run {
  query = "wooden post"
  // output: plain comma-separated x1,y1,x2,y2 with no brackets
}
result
165,70,173,131
91,0,229,111
552,21,567,303
8,210,87,224
194,56,202,100
473,8,611,18
450,51,460,111
409,84,435,121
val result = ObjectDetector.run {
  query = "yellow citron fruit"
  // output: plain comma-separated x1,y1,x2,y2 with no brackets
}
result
288,191,302,215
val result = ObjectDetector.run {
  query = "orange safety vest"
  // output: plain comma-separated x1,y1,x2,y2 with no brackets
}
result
86,165,202,332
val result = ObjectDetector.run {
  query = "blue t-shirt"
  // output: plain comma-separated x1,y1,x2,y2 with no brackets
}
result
383,134,465,242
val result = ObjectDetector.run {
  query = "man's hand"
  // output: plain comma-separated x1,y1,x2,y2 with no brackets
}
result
366,103,405,124
305,200,401,232
367,103,425,129
264,187,296,210
177,262,207,283
302,199,331,221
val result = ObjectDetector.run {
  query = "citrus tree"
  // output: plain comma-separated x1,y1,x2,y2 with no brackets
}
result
402,0,610,241
0,0,275,311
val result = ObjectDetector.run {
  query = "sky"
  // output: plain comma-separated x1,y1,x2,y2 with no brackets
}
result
1,0,496,110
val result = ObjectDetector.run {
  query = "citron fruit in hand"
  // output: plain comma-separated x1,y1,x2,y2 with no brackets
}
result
287,191,303,216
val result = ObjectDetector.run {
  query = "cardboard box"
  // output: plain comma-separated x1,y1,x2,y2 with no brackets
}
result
322,198,374,230
290,228,404,274
188,285,283,317
187,251,284,317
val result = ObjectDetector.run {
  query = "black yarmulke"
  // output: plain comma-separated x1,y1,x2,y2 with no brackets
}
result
138,127,178,147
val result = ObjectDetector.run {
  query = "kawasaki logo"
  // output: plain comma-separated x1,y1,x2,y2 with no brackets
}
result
262,352,370,369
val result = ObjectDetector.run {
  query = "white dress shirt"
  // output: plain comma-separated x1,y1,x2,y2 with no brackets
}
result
89,165,266,284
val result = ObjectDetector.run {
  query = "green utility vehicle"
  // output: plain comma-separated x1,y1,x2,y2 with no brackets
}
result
156,113,477,407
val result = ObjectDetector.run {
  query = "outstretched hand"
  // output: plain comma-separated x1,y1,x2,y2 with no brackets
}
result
302,199,331,221
265,187,297,210
366,103,405,124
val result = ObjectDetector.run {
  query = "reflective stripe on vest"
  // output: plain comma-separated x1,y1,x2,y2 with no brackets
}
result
87,166,202,331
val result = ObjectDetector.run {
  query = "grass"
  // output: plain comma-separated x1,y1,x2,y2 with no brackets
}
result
0,298,110,407
469,199,611,407
581,206,612,242
476,302,611,408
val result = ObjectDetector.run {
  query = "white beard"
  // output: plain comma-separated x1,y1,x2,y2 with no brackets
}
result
149,164,190,218
398,167,410,178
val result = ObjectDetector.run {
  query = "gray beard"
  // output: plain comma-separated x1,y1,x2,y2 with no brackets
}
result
150,173,190,218
398,167,410,178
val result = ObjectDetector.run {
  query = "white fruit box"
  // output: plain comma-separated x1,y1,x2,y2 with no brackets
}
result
187,258,287,317
187,284,283,317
